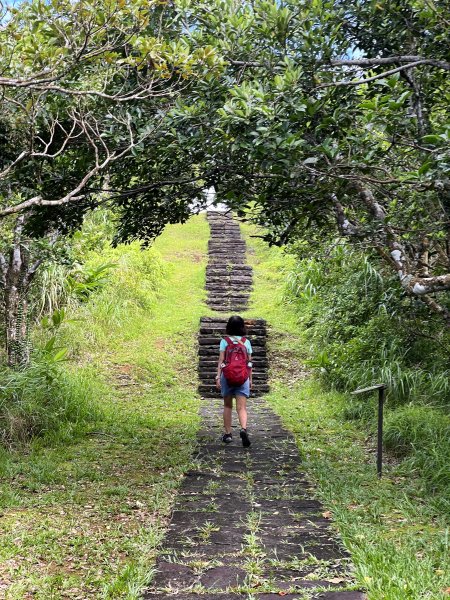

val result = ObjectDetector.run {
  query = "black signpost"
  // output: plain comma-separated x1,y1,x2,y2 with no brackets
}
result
352,383,387,478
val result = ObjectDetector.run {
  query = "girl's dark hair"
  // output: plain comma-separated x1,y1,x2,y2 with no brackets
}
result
226,315,247,336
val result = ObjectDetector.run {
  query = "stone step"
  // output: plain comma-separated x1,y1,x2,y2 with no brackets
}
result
209,238,245,244
206,287,252,293
199,331,264,338
198,336,266,346
200,317,266,326
206,305,250,312
199,327,266,336
206,306,249,312
208,225,238,229
208,223,237,228
206,295,250,302
145,592,366,599
208,227,241,232
208,243,244,249
208,243,245,248
208,260,247,265
208,226,240,230
206,268,252,274
207,298,251,305
208,258,246,264
198,384,270,395
207,267,252,272
207,295,250,301
207,277,253,286
207,265,252,272
205,274,252,281
206,272,252,279
208,249,246,255
206,290,251,297
207,295,248,310
208,255,245,260
206,289,251,295
208,230,241,235
209,237,242,242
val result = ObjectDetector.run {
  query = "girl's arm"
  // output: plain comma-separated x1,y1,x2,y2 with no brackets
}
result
216,350,225,388
248,353,253,389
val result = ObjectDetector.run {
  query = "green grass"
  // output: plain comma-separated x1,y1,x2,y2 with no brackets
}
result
2,213,449,599
241,223,450,600
0,215,211,599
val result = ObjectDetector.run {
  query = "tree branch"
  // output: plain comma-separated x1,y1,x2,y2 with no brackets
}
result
329,56,450,71
317,61,431,89
417,293,450,325
229,55,450,72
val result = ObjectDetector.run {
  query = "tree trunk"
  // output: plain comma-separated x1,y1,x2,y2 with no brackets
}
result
0,216,35,367
3,279,30,367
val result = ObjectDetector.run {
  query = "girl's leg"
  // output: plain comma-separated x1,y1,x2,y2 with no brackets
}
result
223,395,233,433
235,394,248,430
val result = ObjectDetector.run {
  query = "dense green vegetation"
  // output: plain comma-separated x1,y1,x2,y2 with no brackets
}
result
284,243,450,500
0,214,209,598
1,0,449,364
242,224,450,600
0,212,448,599
0,0,449,597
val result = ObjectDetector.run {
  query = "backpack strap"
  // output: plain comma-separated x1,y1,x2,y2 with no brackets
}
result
224,336,247,348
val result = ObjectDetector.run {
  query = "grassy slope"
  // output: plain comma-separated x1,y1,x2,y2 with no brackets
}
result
0,215,210,599
241,225,450,600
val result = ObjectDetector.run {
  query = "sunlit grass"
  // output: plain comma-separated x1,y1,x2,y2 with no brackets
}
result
0,214,210,599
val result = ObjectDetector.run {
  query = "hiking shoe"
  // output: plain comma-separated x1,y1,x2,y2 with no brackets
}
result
222,432,233,444
240,428,251,448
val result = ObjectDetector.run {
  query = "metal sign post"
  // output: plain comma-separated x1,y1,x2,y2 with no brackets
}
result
352,383,387,478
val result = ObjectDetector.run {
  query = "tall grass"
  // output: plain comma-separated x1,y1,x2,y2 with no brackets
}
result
34,263,72,319
0,356,102,447
242,227,450,599
384,405,450,495
281,240,450,502
1,209,167,449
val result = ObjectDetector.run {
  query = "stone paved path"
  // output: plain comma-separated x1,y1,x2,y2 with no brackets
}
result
143,212,364,599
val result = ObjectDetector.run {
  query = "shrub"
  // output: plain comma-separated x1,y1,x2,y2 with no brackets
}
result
384,405,450,494
284,241,450,503
0,355,102,447
384,405,449,457
284,242,450,408
86,243,167,314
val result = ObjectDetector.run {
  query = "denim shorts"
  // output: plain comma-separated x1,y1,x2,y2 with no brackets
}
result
220,374,250,398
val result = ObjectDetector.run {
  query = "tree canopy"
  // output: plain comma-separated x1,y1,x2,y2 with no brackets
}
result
166,0,450,321
1,0,449,323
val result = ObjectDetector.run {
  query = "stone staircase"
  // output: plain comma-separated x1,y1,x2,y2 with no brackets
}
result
198,316,269,398
199,211,269,398
206,212,252,313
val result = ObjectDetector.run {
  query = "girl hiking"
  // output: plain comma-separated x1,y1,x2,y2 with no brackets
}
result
215,315,252,447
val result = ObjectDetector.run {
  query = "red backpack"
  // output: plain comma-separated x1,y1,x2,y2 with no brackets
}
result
222,336,250,386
